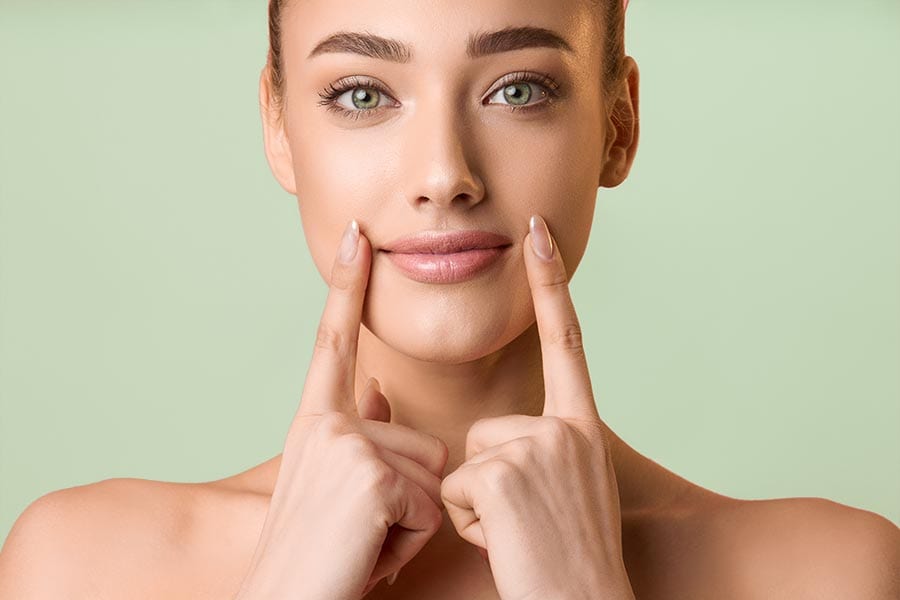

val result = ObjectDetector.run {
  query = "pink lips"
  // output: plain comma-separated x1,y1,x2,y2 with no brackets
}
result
381,230,512,284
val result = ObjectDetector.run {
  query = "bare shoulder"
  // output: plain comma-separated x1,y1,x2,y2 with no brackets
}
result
709,496,900,599
0,477,266,599
0,478,196,597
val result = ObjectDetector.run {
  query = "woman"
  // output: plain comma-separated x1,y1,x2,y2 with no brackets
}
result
1,0,897,598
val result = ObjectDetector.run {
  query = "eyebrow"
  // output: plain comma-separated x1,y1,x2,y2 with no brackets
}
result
307,26,575,63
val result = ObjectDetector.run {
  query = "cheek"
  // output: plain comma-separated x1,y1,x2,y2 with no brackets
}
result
479,118,598,234
291,141,386,283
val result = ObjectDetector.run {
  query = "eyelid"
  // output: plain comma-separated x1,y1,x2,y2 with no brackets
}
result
316,75,398,118
483,70,561,104
317,70,562,120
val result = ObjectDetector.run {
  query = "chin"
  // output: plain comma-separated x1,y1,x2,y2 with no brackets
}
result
363,294,527,365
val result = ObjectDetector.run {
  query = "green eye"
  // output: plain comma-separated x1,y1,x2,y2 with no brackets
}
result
317,76,395,120
501,82,533,106
317,71,561,121
485,71,561,112
350,87,381,110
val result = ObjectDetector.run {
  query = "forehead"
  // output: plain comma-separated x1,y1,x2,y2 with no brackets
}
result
281,0,597,68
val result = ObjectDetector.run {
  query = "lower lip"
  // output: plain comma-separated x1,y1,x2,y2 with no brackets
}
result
384,246,510,284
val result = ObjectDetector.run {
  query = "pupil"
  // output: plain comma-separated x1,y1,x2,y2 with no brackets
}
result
352,88,379,109
504,83,531,106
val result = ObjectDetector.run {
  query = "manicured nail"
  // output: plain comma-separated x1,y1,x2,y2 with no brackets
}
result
387,569,399,585
362,376,380,397
529,215,554,261
339,219,359,263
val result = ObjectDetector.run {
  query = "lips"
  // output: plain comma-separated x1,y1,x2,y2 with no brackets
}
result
380,230,512,284
385,247,510,284
381,230,512,254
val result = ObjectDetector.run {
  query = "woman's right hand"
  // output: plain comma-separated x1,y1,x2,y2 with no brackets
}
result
234,219,449,599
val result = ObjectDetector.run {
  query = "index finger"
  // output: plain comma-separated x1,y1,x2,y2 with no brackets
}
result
523,214,598,420
298,218,372,417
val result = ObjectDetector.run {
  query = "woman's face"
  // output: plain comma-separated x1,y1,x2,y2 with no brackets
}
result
262,0,634,364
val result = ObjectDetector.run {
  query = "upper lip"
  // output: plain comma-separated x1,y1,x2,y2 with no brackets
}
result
382,230,513,254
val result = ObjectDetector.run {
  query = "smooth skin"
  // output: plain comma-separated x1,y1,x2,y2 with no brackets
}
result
233,214,636,600
2,0,899,597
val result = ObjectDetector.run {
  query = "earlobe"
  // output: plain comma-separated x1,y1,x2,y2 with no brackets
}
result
598,122,620,187
259,67,297,195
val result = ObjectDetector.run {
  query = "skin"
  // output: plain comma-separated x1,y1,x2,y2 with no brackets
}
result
261,0,637,501
1,0,899,598
251,0,661,591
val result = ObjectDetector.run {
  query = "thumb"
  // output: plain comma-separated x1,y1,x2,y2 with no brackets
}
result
357,377,392,423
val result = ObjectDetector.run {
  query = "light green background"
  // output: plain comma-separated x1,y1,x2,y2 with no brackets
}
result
1,1,898,547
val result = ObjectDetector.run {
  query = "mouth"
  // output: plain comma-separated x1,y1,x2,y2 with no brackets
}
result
379,244,512,256
381,230,513,254
382,244,513,284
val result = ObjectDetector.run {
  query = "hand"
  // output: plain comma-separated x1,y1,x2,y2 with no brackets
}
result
234,219,449,600
440,215,636,600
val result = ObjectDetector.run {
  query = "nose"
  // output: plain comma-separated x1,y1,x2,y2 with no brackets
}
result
402,98,485,212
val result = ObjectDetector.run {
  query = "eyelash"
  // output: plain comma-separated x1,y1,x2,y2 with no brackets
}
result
316,70,562,121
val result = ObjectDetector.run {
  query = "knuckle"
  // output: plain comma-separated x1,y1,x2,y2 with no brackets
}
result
362,460,397,494
439,477,456,509
465,418,487,448
314,321,349,356
315,411,354,437
552,322,585,355
540,417,576,456
508,437,535,460
430,436,450,470
541,416,570,440
480,459,520,494
330,259,359,292
339,431,377,457
543,268,570,290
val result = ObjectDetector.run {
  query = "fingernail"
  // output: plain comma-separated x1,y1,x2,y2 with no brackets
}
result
362,376,380,397
529,215,554,261
339,219,359,264
387,569,400,585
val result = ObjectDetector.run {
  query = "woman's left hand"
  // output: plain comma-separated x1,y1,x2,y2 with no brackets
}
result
441,215,636,600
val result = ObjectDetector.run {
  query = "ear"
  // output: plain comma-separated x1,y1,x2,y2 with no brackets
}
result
598,56,640,188
259,65,297,195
